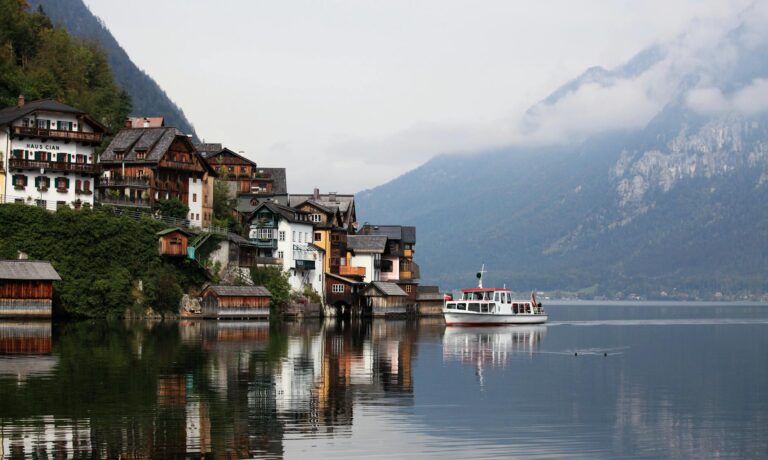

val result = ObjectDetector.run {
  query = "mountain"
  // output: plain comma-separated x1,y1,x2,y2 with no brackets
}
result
357,6,768,299
28,0,198,139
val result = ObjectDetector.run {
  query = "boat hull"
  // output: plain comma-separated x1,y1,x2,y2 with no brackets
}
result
443,311,548,326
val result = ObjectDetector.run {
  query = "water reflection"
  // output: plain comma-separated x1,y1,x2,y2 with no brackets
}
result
442,326,546,368
0,319,425,458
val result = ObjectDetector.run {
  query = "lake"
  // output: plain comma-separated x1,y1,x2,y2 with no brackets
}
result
1,302,767,458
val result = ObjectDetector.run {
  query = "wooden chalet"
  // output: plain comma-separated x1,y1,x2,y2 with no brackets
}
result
361,281,409,317
98,127,217,227
0,260,61,317
157,227,193,257
201,285,271,319
198,146,288,198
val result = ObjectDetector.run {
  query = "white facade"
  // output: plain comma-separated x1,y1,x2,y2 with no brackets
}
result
350,253,381,283
276,219,324,295
188,176,203,227
380,255,400,281
1,111,98,208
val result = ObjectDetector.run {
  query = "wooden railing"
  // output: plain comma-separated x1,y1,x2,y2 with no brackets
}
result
339,266,366,277
97,177,150,188
9,158,99,174
159,160,201,172
12,126,102,143
403,249,413,257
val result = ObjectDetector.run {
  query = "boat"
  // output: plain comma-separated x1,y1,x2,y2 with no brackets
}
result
442,266,547,325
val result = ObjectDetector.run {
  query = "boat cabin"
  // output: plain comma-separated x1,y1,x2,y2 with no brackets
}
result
446,288,542,315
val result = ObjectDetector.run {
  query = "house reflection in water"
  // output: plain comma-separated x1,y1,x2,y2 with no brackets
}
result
0,320,55,382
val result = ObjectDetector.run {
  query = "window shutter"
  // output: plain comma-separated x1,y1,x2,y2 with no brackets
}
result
35,176,40,188
34,151,40,160
66,178,70,188
67,154,72,163
24,175,28,186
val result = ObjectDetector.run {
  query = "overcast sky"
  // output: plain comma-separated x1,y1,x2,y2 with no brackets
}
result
85,0,753,193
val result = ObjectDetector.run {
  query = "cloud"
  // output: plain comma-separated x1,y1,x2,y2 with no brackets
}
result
687,78,768,115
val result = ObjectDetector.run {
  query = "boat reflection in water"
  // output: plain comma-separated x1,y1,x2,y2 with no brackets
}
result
443,326,547,368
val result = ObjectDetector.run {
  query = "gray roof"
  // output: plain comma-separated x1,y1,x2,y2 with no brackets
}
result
418,285,440,294
289,193,355,226
205,285,271,297
347,235,387,253
194,143,222,157
203,148,257,166
100,127,196,164
368,281,407,296
236,194,290,214
0,260,61,281
418,292,445,301
249,201,309,224
0,99,105,131
359,225,416,244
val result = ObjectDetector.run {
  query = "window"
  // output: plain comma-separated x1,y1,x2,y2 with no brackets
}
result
192,193,197,203
136,152,146,160
13,175,26,189
279,231,286,241
311,214,321,222
332,284,345,293
56,177,69,191
314,232,322,241
305,232,310,242
292,231,296,241
277,251,284,259
381,259,393,272
405,285,412,293
255,228,274,240
83,180,90,192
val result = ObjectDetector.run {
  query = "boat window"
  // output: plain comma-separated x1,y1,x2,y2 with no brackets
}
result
526,303,531,313
447,303,455,309
468,303,480,312
481,303,489,313
506,292,512,303
493,292,499,302
483,291,492,300
475,292,483,300
457,303,466,310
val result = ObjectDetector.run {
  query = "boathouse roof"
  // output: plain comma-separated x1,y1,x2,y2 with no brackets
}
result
368,282,407,297
0,260,61,281
203,285,271,297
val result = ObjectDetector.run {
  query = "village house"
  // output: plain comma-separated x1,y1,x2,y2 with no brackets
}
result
196,145,288,201
246,202,324,295
0,260,61,317
344,235,387,283
324,272,364,316
0,97,105,208
98,126,216,228
156,227,193,257
200,284,271,319
127,116,164,128
357,224,419,298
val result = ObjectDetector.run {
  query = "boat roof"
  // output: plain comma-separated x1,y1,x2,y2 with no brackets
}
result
460,288,511,293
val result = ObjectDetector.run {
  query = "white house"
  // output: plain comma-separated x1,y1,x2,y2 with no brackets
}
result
247,202,324,296
0,97,104,209
346,235,387,283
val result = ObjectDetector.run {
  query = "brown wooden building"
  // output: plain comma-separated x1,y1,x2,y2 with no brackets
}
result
98,127,217,227
157,228,192,257
0,260,61,317
416,285,446,316
362,281,409,317
200,285,271,319
325,272,364,315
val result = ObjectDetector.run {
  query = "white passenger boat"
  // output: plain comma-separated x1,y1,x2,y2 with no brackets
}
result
443,267,547,326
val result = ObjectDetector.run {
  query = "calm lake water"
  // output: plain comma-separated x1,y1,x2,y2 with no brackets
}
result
1,302,767,459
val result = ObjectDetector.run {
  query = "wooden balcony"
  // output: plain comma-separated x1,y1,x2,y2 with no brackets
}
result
12,126,102,143
98,196,151,208
159,160,201,172
97,177,150,188
400,271,413,280
339,266,366,277
254,257,283,266
9,158,99,174
403,249,413,257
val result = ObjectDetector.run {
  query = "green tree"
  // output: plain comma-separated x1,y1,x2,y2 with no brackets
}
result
155,198,189,220
143,262,184,314
250,266,291,309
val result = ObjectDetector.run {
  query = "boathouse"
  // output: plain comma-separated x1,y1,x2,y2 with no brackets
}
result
157,228,193,257
0,260,61,317
362,281,409,317
416,285,446,316
200,284,271,319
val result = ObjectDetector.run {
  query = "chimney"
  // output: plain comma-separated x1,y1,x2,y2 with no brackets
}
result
313,188,320,200
124,118,133,128
17,95,25,108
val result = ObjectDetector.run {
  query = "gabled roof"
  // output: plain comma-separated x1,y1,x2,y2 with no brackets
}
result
0,99,106,132
289,193,355,226
359,225,416,244
194,143,223,158
99,127,197,164
249,201,309,224
366,281,407,296
204,148,257,167
0,260,61,281
203,285,271,297
156,227,193,237
347,235,387,254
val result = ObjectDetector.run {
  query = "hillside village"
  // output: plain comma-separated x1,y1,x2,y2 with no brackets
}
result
0,97,445,318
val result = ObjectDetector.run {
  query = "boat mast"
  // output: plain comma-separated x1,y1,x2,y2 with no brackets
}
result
477,264,487,288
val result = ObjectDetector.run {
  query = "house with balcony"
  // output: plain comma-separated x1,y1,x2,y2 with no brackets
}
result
357,224,419,299
198,144,288,198
246,202,324,295
0,97,105,208
344,235,387,283
291,189,351,276
98,127,216,228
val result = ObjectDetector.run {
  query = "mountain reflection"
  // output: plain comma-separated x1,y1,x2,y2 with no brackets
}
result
0,319,424,458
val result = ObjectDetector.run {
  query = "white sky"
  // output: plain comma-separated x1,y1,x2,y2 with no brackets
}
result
85,0,752,193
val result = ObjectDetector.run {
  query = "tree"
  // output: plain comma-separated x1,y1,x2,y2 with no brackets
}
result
155,198,189,220
143,263,184,314
250,266,291,309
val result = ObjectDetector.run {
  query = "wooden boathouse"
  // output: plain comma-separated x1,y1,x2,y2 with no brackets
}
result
200,285,271,319
0,260,61,317
157,228,193,257
362,281,409,317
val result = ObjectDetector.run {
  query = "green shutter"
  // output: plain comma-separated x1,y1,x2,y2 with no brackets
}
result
24,175,28,186
66,178,70,188
35,176,40,188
